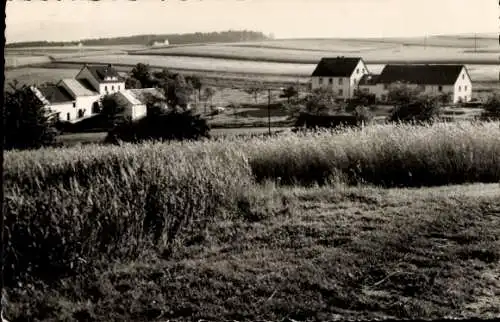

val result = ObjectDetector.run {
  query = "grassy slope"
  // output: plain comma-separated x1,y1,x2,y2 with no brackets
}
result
5,183,500,321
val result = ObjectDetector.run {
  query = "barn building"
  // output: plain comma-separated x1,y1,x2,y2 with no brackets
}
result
358,64,472,104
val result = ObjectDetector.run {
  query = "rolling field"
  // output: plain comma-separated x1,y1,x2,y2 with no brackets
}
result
54,54,498,82
130,35,500,64
3,122,500,321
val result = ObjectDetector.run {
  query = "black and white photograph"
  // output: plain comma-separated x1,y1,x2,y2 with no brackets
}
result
2,0,500,321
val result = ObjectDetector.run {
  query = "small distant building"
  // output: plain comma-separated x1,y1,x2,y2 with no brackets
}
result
359,64,472,104
311,57,369,99
114,88,166,121
152,39,169,47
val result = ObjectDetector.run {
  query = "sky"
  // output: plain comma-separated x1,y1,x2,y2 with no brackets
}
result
5,0,499,43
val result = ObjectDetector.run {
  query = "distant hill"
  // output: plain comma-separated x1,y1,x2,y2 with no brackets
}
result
6,30,271,48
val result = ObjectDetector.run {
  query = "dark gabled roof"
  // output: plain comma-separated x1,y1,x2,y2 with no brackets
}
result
311,57,362,77
77,78,99,93
377,64,466,85
84,64,124,83
38,85,74,104
358,74,380,86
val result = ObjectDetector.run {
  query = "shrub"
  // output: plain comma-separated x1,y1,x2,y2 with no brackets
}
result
481,94,500,120
388,96,442,124
105,109,210,144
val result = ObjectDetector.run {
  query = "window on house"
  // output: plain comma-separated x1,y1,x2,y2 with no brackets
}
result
356,68,359,74
319,78,323,85
338,89,343,96
73,102,76,108
438,86,443,92
339,78,343,85
105,86,108,92
329,78,333,85
383,84,388,90
66,113,70,121
464,85,467,91
112,85,114,91
462,74,465,80
118,85,120,90
458,86,461,92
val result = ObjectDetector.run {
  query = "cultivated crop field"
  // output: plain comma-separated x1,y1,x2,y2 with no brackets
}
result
55,54,498,83
130,35,500,64
3,122,500,321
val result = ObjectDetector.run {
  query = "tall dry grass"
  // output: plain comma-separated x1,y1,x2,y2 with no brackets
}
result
3,141,252,285
244,121,500,186
3,121,500,286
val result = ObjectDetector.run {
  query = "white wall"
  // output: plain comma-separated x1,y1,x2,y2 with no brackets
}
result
350,60,369,97
362,83,456,103
311,76,352,99
311,60,369,99
453,67,472,103
99,82,125,96
131,104,147,120
48,102,77,121
75,95,101,117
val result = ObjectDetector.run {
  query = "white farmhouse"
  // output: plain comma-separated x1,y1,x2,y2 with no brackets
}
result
358,64,472,104
31,64,129,122
311,57,369,99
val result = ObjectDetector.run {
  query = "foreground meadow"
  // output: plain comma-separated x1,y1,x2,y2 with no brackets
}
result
3,122,500,321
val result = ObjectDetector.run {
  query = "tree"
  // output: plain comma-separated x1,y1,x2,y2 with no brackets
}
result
280,86,299,104
125,77,142,89
387,82,424,105
155,72,193,109
388,95,442,124
130,63,153,88
186,75,202,103
244,84,264,104
3,81,58,150
100,94,126,127
304,88,343,115
386,83,442,124
203,87,216,114
481,94,500,120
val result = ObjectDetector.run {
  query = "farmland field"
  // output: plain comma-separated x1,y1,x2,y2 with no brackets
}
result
129,35,500,64
55,55,499,82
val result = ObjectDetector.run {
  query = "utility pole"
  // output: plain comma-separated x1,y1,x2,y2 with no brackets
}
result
267,88,271,135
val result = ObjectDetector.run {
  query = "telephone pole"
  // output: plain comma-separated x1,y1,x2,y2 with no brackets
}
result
267,88,271,135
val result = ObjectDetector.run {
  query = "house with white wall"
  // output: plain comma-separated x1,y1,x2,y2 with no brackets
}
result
75,64,125,96
112,88,166,121
31,64,130,122
311,57,369,99
358,64,472,104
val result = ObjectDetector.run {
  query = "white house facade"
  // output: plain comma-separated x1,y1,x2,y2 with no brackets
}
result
358,64,472,104
32,64,129,122
311,57,369,99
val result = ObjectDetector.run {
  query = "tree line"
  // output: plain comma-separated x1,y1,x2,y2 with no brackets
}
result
6,30,270,48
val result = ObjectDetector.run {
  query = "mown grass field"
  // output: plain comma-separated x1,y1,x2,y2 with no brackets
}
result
3,122,500,321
